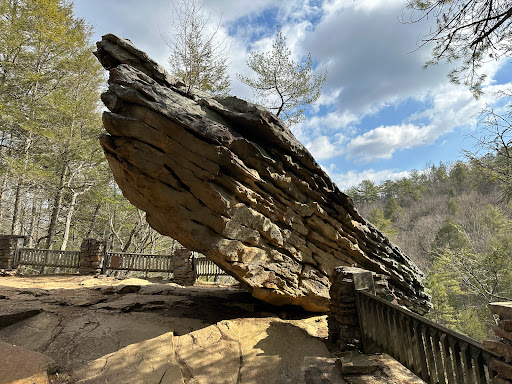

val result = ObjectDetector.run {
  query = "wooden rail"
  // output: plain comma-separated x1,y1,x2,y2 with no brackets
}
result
104,252,173,272
355,290,499,384
15,246,227,279
194,257,227,277
17,248,80,269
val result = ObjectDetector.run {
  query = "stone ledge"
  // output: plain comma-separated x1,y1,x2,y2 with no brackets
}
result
490,303,512,320
484,340,512,362
0,342,56,384
490,359,512,381
0,309,42,328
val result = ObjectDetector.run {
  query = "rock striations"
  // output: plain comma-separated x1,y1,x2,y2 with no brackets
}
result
94,34,430,313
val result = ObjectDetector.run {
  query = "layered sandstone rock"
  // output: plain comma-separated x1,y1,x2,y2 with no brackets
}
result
94,34,430,313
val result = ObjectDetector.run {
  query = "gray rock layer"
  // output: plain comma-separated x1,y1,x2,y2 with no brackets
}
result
94,34,430,313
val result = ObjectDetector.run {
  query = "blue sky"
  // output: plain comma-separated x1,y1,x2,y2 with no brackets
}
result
74,0,512,190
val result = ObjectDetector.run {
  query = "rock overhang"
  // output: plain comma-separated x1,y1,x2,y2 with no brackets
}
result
94,33,431,313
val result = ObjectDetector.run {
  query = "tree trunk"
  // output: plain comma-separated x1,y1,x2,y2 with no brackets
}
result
122,221,139,253
0,131,8,221
26,189,39,247
46,164,68,249
11,176,23,235
87,203,102,237
0,172,8,221
61,191,79,251
12,132,33,236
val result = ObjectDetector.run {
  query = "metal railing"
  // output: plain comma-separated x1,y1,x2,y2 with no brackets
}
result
16,248,80,269
104,252,174,273
355,289,499,384
194,257,227,277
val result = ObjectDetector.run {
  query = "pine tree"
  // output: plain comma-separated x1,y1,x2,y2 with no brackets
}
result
0,0,105,248
238,27,326,126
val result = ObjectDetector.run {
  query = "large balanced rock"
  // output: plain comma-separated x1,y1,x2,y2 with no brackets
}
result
94,34,430,313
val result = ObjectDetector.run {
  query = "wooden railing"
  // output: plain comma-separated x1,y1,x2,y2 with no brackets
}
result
14,244,227,279
355,290,499,384
17,248,80,269
194,257,227,277
104,252,174,273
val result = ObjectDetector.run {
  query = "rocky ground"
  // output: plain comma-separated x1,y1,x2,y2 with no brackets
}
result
0,275,424,384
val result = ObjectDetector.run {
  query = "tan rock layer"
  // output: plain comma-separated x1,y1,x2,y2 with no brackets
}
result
486,302,512,383
94,33,430,313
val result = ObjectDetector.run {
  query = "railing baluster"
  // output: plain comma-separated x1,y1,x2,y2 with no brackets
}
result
451,338,465,384
413,319,430,382
383,306,395,357
461,343,475,383
372,295,381,349
381,302,392,353
432,328,446,384
362,294,373,350
393,310,407,366
472,347,486,384
422,325,437,383
364,295,371,343
356,293,366,343
440,333,455,384
389,308,401,360
374,301,385,351
402,314,415,372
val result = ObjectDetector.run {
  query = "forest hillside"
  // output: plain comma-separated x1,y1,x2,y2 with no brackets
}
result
346,159,512,341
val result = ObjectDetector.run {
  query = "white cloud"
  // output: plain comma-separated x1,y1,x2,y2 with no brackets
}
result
220,0,477,163
201,0,277,23
301,0,449,116
323,165,411,190
304,135,344,159
292,110,358,141
219,0,512,166
345,123,432,162
342,81,512,163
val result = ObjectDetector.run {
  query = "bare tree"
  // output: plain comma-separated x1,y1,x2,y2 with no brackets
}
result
464,91,512,200
406,0,512,95
166,0,230,95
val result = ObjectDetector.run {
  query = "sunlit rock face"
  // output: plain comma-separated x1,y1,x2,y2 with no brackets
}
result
94,34,430,313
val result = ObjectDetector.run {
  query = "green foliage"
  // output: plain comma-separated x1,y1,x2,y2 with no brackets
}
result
449,161,469,191
447,197,458,215
347,179,382,205
425,252,462,326
167,0,230,95
238,27,326,126
0,0,175,254
368,208,397,237
384,198,403,222
429,162,448,184
434,218,469,251
454,307,489,342
464,99,512,201
351,158,512,341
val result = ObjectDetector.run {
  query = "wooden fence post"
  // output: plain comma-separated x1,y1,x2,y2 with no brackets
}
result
483,302,512,383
